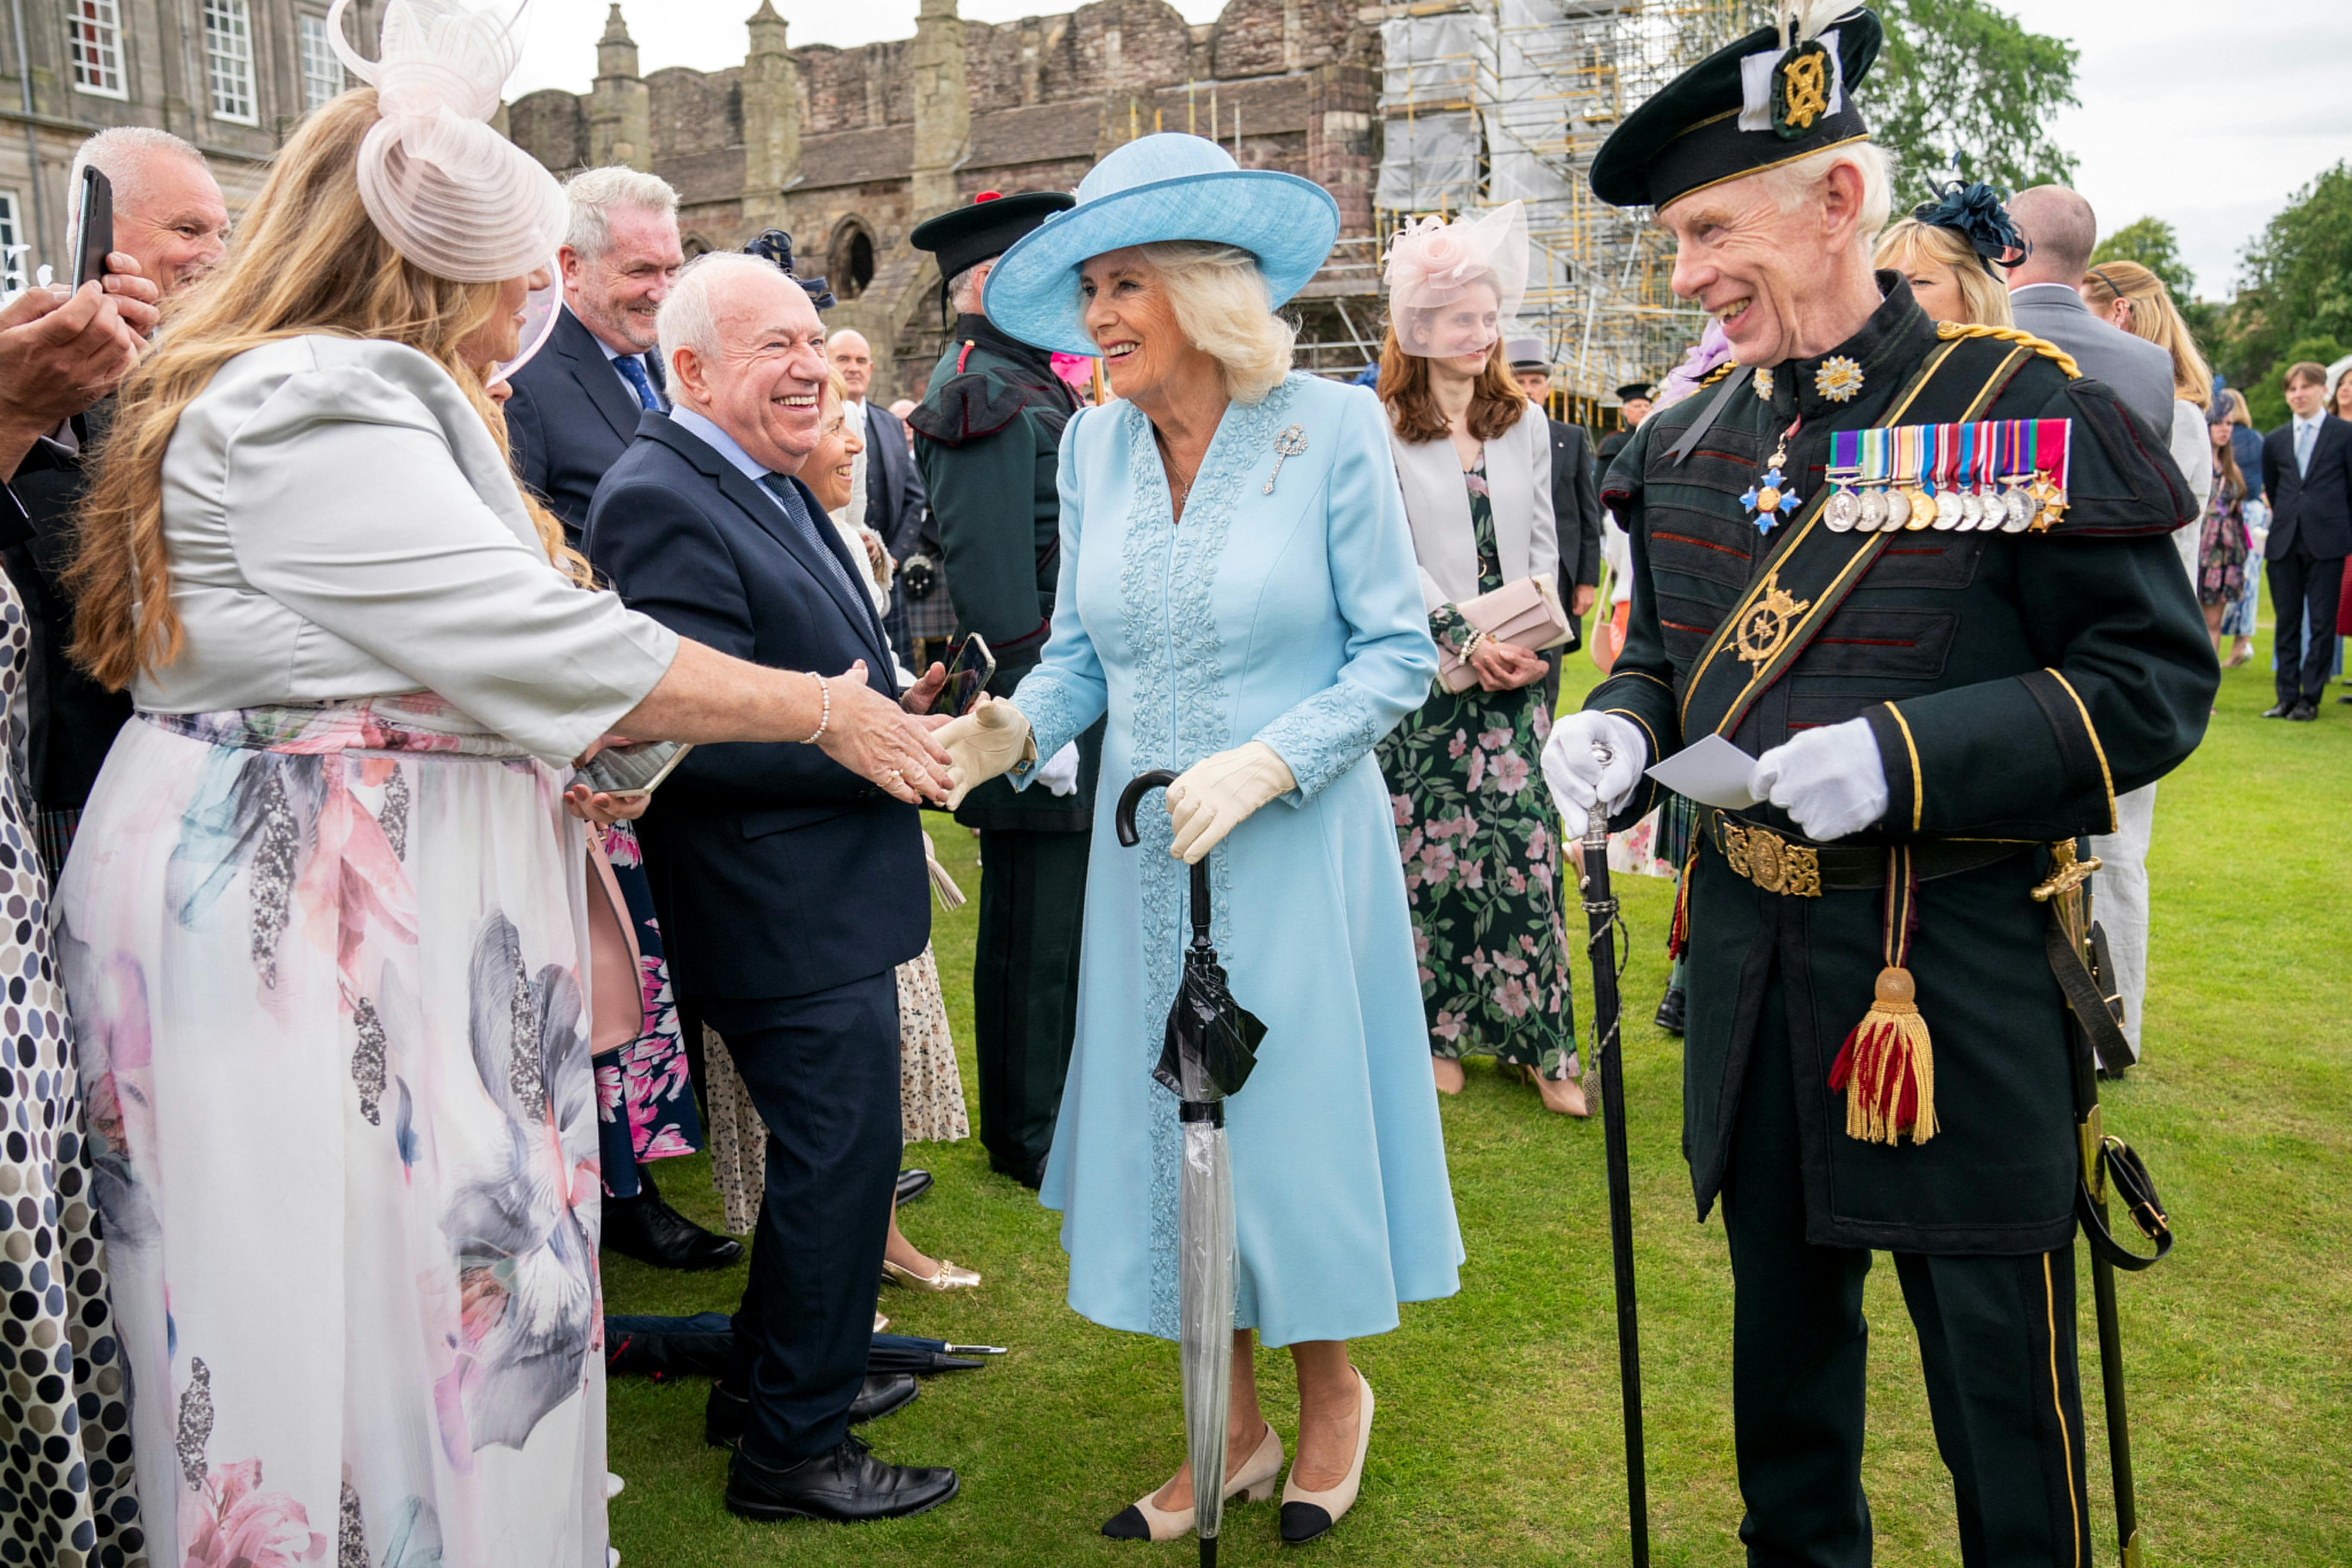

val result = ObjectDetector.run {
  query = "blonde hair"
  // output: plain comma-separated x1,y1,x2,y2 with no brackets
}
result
2221,387,2253,428
1873,218,2014,328
72,91,583,689
1134,241,1295,404
2079,259,2212,407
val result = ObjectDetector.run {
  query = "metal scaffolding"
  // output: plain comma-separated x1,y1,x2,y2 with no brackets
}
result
1300,0,1751,408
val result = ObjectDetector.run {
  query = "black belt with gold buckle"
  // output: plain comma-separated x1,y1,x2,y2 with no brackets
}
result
1706,810,2029,897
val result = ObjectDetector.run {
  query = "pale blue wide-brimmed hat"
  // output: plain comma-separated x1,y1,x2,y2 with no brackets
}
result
982,133,1341,357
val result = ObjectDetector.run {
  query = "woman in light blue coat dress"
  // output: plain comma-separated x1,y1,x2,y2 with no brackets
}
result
938,134,1463,1549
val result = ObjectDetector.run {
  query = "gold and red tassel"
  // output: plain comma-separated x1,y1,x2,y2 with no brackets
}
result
1828,847,1937,1144
1666,836,1700,958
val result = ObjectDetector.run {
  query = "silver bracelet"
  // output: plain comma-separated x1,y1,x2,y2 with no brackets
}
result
801,672,832,744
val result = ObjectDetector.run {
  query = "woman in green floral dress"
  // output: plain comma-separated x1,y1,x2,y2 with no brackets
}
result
1375,202,1584,1115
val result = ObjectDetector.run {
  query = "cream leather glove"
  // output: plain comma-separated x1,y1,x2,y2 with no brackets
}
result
1166,741,1296,865
934,696,1036,811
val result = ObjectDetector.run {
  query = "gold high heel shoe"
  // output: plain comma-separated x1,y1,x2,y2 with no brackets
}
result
1100,1424,1285,1542
882,1256,982,1291
1281,1370,1374,1545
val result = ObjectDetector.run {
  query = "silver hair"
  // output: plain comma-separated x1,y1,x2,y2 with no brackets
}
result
1754,142,1896,251
947,262,988,315
657,251,797,384
1131,242,1296,405
562,165,680,262
67,126,206,219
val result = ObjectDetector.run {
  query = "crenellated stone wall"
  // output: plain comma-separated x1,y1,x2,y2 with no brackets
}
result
503,0,1382,398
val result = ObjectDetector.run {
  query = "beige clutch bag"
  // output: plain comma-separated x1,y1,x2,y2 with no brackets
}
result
1436,573,1574,692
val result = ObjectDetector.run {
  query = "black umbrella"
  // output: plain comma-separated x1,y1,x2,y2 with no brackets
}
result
603,1313,1005,1381
1117,770,1266,1567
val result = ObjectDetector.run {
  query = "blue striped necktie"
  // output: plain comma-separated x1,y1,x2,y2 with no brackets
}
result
760,473,866,607
613,353,664,412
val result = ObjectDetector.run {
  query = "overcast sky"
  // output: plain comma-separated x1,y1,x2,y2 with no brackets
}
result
506,0,2346,299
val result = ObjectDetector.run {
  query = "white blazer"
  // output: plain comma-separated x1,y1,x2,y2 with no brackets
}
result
1384,401,1558,614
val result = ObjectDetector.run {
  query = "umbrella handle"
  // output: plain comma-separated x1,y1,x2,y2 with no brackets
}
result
1116,769,1214,941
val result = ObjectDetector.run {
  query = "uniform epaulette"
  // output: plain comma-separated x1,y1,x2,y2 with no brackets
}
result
906,369,1028,447
1932,320,2080,381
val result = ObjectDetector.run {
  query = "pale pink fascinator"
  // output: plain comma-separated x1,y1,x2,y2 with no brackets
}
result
1383,201,1530,360
324,0,567,283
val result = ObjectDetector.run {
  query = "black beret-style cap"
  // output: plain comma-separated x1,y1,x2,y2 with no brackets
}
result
1590,9,1882,212
1616,382,1657,402
909,190,1077,282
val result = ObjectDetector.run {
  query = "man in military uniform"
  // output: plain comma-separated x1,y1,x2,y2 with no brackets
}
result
1596,380,1656,476
1543,11,2215,1564
909,192,1101,1188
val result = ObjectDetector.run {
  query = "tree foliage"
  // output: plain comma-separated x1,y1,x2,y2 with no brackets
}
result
1865,0,2079,196
2216,161,2352,426
2091,218,2196,308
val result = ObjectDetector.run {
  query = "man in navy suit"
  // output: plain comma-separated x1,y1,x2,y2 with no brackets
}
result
587,254,959,1524
506,167,686,544
2260,362,2352,720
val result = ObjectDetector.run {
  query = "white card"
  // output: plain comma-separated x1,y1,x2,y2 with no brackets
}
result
1645,733,1761,810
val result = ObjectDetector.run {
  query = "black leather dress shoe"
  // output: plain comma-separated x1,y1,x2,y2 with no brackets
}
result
2290,700,2319,721
725,1434,959,1523
602,1189,743,1271
2262,701,2297,718
705,1382,751,1448
705,1375,919,1449
1653,984,1686,1037
990,1156,1048,1190
895,1168,934,1206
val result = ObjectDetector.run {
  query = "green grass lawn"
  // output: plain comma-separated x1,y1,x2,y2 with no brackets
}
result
606,613,2352,1566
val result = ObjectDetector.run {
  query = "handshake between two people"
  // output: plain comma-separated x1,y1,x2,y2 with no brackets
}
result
567,659,961,825
934,696,1295,864
1540,712,1891,844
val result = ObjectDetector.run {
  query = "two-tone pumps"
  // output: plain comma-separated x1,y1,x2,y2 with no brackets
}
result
1279,1370,1375,1545
1100,1424,1286,1542
1099,1372,1378,1548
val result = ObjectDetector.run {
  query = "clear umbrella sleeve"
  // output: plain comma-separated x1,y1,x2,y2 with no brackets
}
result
1179,1109,1238,1553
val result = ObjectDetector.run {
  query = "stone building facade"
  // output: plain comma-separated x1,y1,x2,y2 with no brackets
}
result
0,0,387,284
506,0,1385,400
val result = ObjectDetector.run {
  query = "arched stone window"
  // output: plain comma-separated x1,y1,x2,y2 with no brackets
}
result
829,217,877,301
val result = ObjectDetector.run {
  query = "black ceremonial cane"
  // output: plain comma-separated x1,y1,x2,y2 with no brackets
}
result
1578,743,1650,1566
2036,840,2172,1568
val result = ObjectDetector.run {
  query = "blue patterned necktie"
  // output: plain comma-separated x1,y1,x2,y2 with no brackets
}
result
760,473,867,608
613,353,664,413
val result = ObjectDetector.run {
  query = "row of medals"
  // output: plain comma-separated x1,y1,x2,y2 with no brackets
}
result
1822,475,2042,535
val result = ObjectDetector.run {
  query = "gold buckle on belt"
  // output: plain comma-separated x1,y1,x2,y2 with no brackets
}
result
1718,814,1822,898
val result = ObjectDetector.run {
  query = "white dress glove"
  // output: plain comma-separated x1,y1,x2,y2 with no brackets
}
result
1033,741,1082,797
1748,717,1889,842
1540,711,1649,839
934,696,1036,810
1165,741,1295,865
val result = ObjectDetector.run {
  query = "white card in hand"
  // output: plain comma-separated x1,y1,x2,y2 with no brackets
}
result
1645,734,1761,810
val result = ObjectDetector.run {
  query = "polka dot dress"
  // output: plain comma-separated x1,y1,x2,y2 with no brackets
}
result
0,575,145,1566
